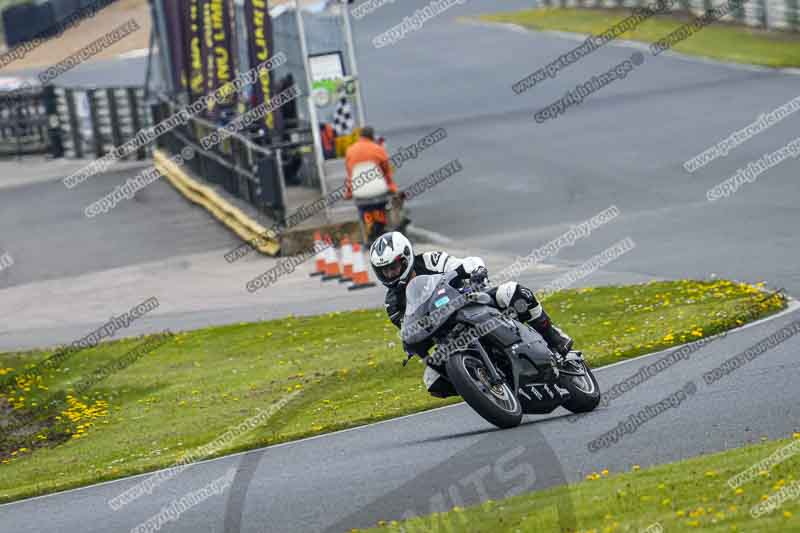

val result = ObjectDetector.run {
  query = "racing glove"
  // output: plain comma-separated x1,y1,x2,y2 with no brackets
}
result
385,290,404,329
469,266,489,287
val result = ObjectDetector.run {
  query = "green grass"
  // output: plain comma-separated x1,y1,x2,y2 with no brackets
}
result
480,8,800,68
361,435,800,532
0,279,785,503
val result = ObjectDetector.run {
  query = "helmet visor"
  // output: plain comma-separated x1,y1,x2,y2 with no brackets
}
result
375,255,409,285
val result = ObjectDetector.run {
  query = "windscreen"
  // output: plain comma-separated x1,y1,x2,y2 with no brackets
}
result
404,274,441,318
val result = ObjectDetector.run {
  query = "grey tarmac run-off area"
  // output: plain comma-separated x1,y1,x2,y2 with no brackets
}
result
0,0,798,531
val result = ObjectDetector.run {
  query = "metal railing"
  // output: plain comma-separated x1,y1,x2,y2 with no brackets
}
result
152,97,318,224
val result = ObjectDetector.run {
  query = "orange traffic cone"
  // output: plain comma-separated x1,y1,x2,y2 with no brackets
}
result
321,235,341,281
339,236,354,283
348,243,377,290
310,231,326,277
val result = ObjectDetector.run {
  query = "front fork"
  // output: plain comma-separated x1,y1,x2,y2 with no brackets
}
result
470,340,505,386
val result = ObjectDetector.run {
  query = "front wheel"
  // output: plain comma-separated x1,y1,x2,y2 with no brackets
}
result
560,359,601,413
446,353,523,429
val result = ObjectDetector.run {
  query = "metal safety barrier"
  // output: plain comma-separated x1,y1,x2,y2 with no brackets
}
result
53,86,152,160
0,84,152,160
0,85,56,157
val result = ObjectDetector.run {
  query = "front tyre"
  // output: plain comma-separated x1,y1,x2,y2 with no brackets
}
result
446,352,523,429
560,360,601,413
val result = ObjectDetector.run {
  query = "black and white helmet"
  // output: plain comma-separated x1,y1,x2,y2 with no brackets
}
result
369,232,414,287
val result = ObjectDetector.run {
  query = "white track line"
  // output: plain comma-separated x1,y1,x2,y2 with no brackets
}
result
406,224,455,245
1,296,796,507
117,48,152,60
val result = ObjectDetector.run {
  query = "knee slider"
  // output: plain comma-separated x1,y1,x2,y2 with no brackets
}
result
511,285,542,321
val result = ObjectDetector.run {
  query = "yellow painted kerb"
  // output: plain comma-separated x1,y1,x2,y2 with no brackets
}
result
154,149,280,256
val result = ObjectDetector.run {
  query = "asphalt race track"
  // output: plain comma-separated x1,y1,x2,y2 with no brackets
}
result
1,0,799,531
356,0,800,295
0,167,241,289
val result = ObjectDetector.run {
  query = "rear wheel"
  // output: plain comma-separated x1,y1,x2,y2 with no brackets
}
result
446,353,523,429
560,359,601,413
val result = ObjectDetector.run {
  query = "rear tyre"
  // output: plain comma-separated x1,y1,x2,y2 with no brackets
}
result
560,360,601,413
446,352,523,429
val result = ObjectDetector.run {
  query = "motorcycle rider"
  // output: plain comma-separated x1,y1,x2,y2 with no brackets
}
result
369,231,574,398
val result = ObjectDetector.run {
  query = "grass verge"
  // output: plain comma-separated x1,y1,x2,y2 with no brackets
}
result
480,8,800,68
0,279,786,503
360,434,800,532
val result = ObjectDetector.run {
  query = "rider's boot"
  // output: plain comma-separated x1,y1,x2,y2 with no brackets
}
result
529,310,574,358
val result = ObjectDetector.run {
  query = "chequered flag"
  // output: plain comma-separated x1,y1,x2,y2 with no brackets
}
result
332,96,355,136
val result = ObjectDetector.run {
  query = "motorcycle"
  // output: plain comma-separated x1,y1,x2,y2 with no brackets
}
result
400,270,601,429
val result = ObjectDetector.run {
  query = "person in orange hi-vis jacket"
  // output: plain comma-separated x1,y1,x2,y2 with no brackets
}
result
345,126,399,244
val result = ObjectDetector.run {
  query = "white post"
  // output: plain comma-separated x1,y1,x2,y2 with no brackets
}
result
763,0,773,29
294,0,330,220
341,0,367,127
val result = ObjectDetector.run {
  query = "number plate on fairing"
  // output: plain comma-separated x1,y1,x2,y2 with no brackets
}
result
434,296,450,308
